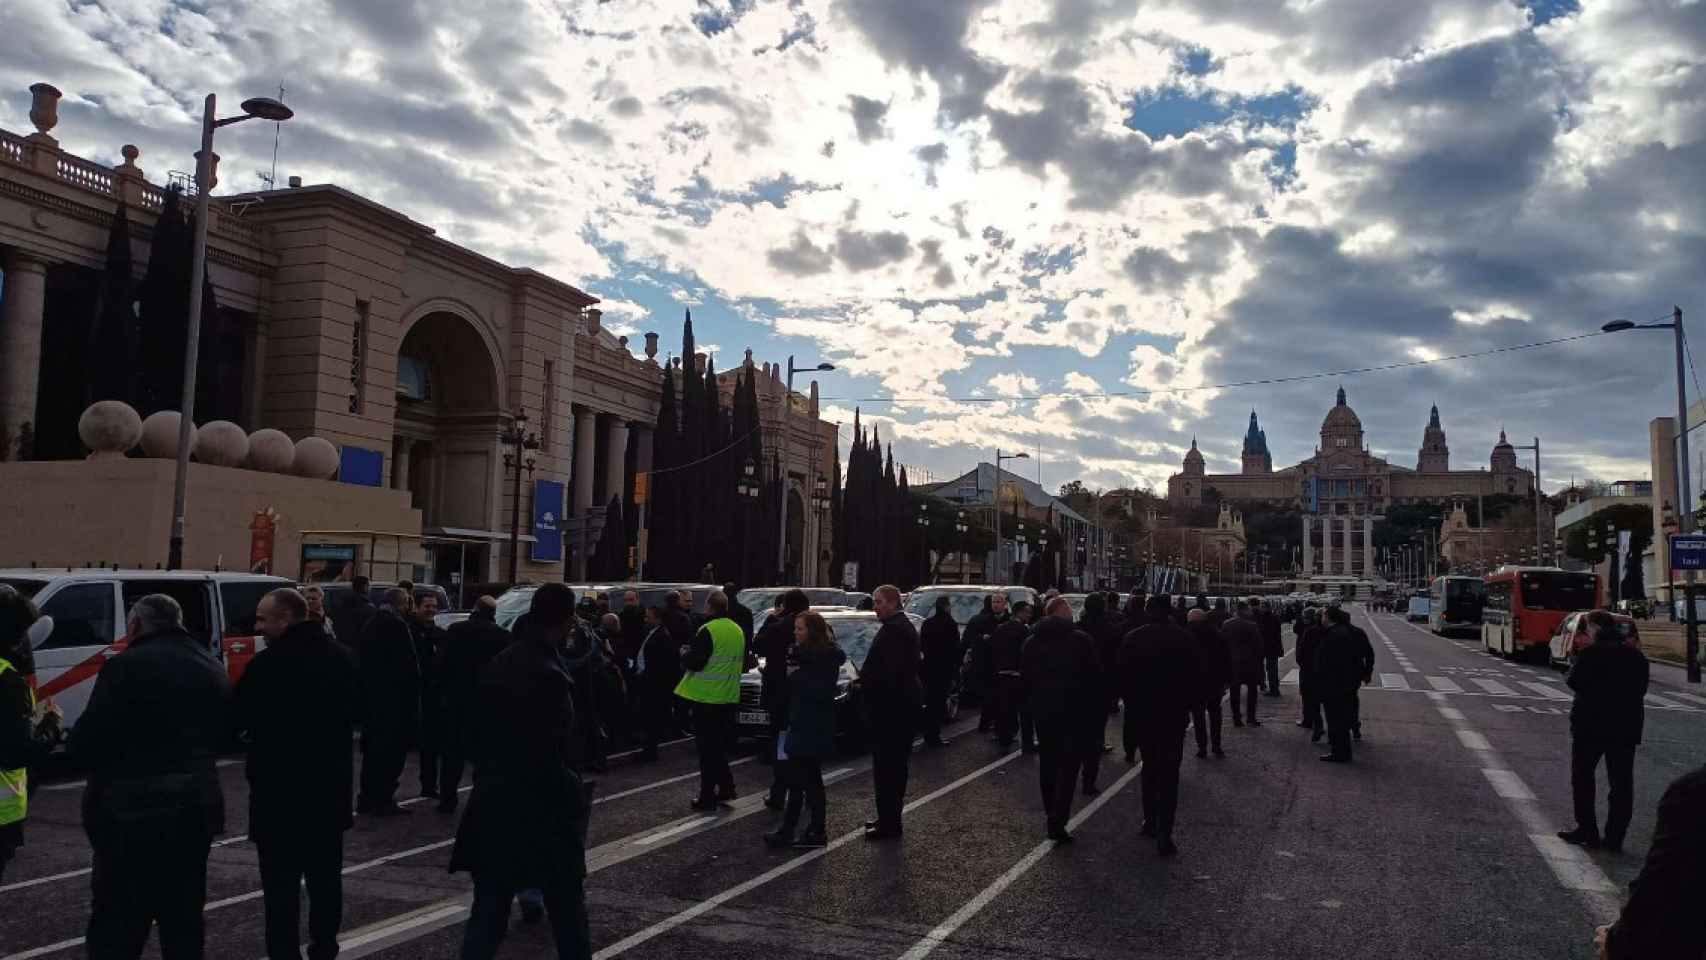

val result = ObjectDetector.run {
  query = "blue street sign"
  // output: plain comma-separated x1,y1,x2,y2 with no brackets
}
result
1670,534,1706,570
531,479,564,563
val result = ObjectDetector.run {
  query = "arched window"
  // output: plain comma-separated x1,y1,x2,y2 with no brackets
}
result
397,354,432,401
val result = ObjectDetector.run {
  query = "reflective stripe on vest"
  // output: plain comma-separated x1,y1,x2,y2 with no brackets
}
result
0,657,29,827
674,618,746,705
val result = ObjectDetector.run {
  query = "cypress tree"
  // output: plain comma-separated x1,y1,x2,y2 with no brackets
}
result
590,496,628,579
135,186,190,416
829,443,844,585
87,201,134,408
679,311,703,572
647,362,679,578
701,352,728,583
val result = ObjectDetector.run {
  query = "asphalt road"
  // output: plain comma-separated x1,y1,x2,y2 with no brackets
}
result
3,605,1702,960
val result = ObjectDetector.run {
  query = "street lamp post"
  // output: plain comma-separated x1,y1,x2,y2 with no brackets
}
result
737,457,761,586
773,356,835,584
501,410,540,586
917,503,931,587
1603,308,1697,681
165,93,294,569
955,510,968,584
992,449,1029,584
811,474,830,586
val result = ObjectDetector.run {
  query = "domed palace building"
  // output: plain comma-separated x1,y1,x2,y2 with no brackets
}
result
1168,387,1535,578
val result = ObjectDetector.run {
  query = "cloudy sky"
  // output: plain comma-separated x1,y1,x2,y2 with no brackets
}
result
5,0,1702,495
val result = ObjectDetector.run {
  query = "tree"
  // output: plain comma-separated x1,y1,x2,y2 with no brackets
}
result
589,496,629,579
135,186,190,416
645,361,679,578
86,201,135,408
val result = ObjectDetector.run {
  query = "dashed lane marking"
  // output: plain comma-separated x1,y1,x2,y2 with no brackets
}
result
1456,729,1493,751
1521,682,1571,701
1379,673,1411,691
1482,768,1536,801
1470,678,1519,696
1426,676,1464,693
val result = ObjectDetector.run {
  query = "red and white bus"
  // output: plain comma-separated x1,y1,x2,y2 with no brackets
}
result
1482,566,1599,661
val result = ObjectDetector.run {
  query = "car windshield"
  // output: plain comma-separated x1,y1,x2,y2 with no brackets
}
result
1520,572,1597,611
494,586,537,629
905,591,988,624
824,617,881,670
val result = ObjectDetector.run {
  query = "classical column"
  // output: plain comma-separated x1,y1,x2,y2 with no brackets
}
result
574,407,597,515
0,252,49,454
1302,515,1314,576
392,437,412,491
1362,515,1375,579
1340,516,1353,575
605,418,629,509
1320,515,1332,574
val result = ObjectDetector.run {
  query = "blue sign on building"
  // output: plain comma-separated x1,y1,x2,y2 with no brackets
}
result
1671,534,1706,570
339,446,383,487
531,479,565,563
1305,476,1318,514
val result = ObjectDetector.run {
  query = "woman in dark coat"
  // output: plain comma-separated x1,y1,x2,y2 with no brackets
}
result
764,612,844,849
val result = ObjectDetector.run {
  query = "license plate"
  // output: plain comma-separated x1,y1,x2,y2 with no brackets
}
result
738,711,769,725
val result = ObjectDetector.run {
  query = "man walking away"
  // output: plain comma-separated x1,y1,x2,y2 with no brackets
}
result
330,575,376,650
1594,763,1706,957
1257,600,1284,696
1220,602,1264,727
965,594,1008,732
919,596,961,748
1119,595,1199,855
1293,607,1326,743
860,585,924,840
452,583,592,960
1559,610,1649,852
1076,593,1122,791
412,592,449,799
72,595,230,960
677,592,748,811
1339,602,1375,740
1023,597,1101,842
988,601,1034,752
1186,608,1228,759
236,588,360,960
358,588,420,816
438,596,510,810
755,589,808,802
632,604,681,763
1314,607,1364,762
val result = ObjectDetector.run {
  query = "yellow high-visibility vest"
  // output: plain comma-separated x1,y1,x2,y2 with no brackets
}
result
674,618,745,705
0,657,30,827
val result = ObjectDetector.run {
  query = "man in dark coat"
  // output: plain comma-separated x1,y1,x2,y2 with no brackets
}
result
1220,602,1265,726
411,592,450,799
723,582,755,643
965,593,1008,731
1596,763,1706,957
357,588,419,815
1559,610,1649,852
1257,600,1284,696
329,575,376,651
860,585,924,840
72,594,230,959
1314,607,1366,762
632,604,681,762
1186,608,1228,759
1024,598,1102,842
1075,592,1123,791
616,590,646,664
235,588,361,960
755,589,808,802
451,584,591,960
437,596,511,810
1208,596,1230,630
1293,607,1327,742
987,601,1035,752
919,596,961,748
662,591,697,734
1119,595,1199,855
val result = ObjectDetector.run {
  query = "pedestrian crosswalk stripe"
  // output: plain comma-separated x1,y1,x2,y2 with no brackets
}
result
1666,691,1706,707
1379,673,1410,690
1521,682,1570,700
1426,676,1463,693
1282,668,1299,684
1471,678,1518,696
1645,693,1687,709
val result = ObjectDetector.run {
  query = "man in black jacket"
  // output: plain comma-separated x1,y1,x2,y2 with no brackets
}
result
1559,610,1649,852
437,596,511,809
988,602,1035,752
411,592,450,799
965,593,1008,731
919,596,961,748
1119,595,1200,855
1293,607,1327,743
662,591,697,736
1186,608,1228,759
1220,602,1265,727
236,588,361,960
723,582,755,642
72,594,231,959
1596,763,1706,957
1076,593,1122,791
1025,598,1101,842
1257,600,1284,696
860,586,924,840
1314,608,1366,762
633,604,681,762
755,589,808,802
329,575,376,650
357,588,419,815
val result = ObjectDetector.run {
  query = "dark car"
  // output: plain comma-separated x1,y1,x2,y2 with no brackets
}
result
316,580,453,615
495,581,720,630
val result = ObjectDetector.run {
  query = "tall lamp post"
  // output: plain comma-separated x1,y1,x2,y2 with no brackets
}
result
955,510,969,584
1603,308,1698,682
501,410,540,586
916,503,931,587
773,356,835,584
811,474,830,586
166,93,294,570
737,457,761,586
993,449,1029,584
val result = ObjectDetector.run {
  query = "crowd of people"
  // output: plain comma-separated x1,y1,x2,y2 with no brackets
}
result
0,578,1700,959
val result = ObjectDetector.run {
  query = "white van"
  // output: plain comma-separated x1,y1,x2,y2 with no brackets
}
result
0,568,292,732
1406,596,1431,622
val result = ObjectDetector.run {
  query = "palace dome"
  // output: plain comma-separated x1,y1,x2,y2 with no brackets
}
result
1321,385,1362,433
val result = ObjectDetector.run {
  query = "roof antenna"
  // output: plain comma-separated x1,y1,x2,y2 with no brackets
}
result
267,81,286,188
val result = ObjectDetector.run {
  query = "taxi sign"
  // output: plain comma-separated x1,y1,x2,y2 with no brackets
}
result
1670,534,1706,570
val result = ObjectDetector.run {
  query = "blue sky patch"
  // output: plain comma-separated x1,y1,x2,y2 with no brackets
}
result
1125,87,1315,140
1526,0,1580,26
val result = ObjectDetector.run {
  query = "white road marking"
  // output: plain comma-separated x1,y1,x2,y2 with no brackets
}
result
1379,673,1410,691
1456,730,1493,751
634,816,717,845
1426,676,1463,693
1521,682,1571,701
1482,768,1536,800
1403,667,1420,673
1470,678,1519,696
895,761,1146,960
1645,693,1688,709
1436,707,1466,721
1666,690,1706,707
1281,668,1299,684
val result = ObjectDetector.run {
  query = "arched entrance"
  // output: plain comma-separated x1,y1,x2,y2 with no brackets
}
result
394,310,503,585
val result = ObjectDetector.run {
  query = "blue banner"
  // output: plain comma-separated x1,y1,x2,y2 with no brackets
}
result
531,479,565,563
339,446,383,487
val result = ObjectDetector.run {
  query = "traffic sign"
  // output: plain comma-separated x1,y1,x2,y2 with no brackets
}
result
1670,534,1706,570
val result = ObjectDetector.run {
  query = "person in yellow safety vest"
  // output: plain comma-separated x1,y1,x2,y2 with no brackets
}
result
0,584,63,882
676,591,752,812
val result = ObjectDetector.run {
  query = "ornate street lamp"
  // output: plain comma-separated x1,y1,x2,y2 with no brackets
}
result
955,509,969,583
738,457,760,585
501,409,541,585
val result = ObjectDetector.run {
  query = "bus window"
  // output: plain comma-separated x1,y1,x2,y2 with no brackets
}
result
1518,572,1596,611
1484,581,1510,614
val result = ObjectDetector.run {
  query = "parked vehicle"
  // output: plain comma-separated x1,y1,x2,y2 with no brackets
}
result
1406,596,1431,622
1483,566,1599,661
1428,575,1484,636
316,580,452,616
0,568,292,732
495,581,720,629
903,585,1038,626
1547,610,1642,669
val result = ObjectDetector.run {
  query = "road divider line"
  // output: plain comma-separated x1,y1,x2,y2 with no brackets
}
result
1482,768,1536,800
1644,693,1686,709
896,760,1144,960
1426,676,1463,693
1456,730,1492,751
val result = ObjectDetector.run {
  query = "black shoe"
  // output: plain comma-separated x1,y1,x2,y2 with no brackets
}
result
1232,719,1245,727
419,786,440,799
1319,754,1350,763
865,825,903,841
1083,783,1101,796
1248,719,1263,727
924,737,947,748
1557,828,1601,848
715,788,739,806
763,829,794,848
1265,691,1281,698
1212,747,1225,758
1101,743,1114,754
690,797,720,812
793,831,828,848
1047,828,1074,843
864,819,881,830
1195,748,1208,759
1295,721,1313,728
1157,837,1178,857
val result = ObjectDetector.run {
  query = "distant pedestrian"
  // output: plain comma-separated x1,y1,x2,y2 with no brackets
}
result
919,596,961,748
965,593,1008,732
1186,608,1228,759
357,588,419,816
662,591,697,733
73,594,230,959
412,592,449,798
1075,592,1122,790
755,589,808,803
723,582,754,643
438,597,510,811
235,588,360,960
562,599,609,773
330,574,376,646
1593,763,1706,957
988,601,1035,752
1314,608,1365,763
632,604,681,762
678,592,748,811
1208,597,1230,630
452,584,592,960
1293,607,1326,743
301,585,337,640
616,591,645,663
1220,602,1264,727
0,585,61,883
1559,610,1649,853
1257,600,1284,695
860,585,924,841
1119,594,1199,856
763,612,843,849
1023,597,1101,843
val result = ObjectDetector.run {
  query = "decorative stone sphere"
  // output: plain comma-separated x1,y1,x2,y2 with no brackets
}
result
246,429,294,472
291,436,339,479
77,401,142,460
193,420,249,467
139,411,195,459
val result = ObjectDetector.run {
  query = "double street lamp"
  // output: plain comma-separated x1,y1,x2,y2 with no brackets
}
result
166,93,294,570
992,449,1029,584
955,510,968,583
501,410,540,586
773,356,835,584
738,457,761,586
916,503,930,585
